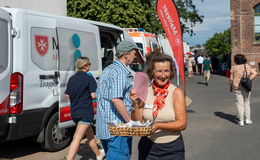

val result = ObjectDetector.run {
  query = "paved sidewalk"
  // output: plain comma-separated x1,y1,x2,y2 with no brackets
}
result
182,74,260,160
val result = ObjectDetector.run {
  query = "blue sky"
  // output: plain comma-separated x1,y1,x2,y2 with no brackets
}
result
183,0,230,46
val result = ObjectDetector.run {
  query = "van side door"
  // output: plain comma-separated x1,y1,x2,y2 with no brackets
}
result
56,19,101,129
0,8,12,139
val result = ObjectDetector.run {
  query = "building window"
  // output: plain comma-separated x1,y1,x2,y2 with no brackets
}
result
254,4,260,42
0,20,8,74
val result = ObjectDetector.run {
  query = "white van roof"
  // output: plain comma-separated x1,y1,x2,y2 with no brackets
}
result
1,7,124,32
1,7,145,63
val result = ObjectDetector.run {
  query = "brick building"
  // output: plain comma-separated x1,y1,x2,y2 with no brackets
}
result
231,0,260,72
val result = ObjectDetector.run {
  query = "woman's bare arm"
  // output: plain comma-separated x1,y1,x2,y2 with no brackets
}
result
151,87,187,133
250,68,257,80
130,89,144,122
65,94,70,99
90,92,96,99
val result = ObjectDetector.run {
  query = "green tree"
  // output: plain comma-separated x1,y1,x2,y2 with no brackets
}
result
67,0,204,35
204,28,231,56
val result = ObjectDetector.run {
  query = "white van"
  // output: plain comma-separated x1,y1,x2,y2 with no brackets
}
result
0,7,140,151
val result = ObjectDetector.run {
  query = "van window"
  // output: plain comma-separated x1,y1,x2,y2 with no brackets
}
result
0,20,8,74
152,43,158,49
100,30,122,70
57,28,98,71
31,28,58,70
101,36,115,70
130,58,144,72
136,43,144,55
151,37,159,49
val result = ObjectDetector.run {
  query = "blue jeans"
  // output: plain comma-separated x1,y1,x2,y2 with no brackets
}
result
101,136,132,160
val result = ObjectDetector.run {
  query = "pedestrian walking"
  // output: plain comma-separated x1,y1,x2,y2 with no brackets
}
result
197,54,204,75
230,54,257,126
130,52,187,160
202,55,213,86
194,53,199,74
65,57,105,160
95,40,141,160
187,55,194,77
211,55,219,74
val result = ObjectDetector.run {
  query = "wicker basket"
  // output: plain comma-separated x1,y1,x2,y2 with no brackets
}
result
109,124,152,137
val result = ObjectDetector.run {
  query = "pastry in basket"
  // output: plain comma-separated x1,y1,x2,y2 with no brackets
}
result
108,120,153,136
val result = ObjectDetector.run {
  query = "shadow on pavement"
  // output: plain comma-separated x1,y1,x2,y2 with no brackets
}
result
214,112,239,124
0,137,101,160
187,109,195,113
197,82,206,85
0,138,41,159
78,142,103,160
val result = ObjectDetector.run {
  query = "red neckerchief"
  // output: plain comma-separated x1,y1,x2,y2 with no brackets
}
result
152,81,170,118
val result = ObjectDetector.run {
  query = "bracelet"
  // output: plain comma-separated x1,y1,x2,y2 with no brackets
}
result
132,104,141,110
132,106,138,110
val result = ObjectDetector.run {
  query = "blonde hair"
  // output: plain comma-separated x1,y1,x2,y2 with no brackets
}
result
75,57,90,72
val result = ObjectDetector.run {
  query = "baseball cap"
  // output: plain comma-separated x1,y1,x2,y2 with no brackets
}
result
116,40,142,56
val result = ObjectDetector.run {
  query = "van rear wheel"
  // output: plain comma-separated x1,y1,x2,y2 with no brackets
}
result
41,112,72,151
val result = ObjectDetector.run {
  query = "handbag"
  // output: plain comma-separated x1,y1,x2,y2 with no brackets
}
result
240,64,252,92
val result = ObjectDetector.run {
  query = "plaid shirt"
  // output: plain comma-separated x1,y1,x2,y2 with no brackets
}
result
96,60,133,139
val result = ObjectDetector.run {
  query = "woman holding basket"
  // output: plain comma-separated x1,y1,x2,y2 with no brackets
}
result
130,52,187,160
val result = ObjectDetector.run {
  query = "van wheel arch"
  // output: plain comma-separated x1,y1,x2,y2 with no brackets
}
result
42,102,59,129
40,112,73,151
36,102,58,143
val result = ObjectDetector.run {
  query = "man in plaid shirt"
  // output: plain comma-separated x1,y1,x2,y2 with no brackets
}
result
96,40,142,160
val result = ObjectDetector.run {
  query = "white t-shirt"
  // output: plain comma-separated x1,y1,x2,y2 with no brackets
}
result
197,56,204,64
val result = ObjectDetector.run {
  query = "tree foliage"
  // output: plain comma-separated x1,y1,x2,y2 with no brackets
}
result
204,28,231,56
67,0,204,35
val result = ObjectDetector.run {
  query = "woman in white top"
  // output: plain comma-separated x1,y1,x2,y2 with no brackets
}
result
130,52,187,160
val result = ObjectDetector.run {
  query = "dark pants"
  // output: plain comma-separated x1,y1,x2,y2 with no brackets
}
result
138,136,185,160
198,64,203,75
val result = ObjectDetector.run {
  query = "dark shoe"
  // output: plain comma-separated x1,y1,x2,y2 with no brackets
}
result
205,82,208,86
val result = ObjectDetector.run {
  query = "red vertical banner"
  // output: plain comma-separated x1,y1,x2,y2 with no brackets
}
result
156,0,185,88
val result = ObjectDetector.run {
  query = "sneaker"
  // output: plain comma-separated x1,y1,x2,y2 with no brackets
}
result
239,121,244,126
245,119,252,125
96,149,105,160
